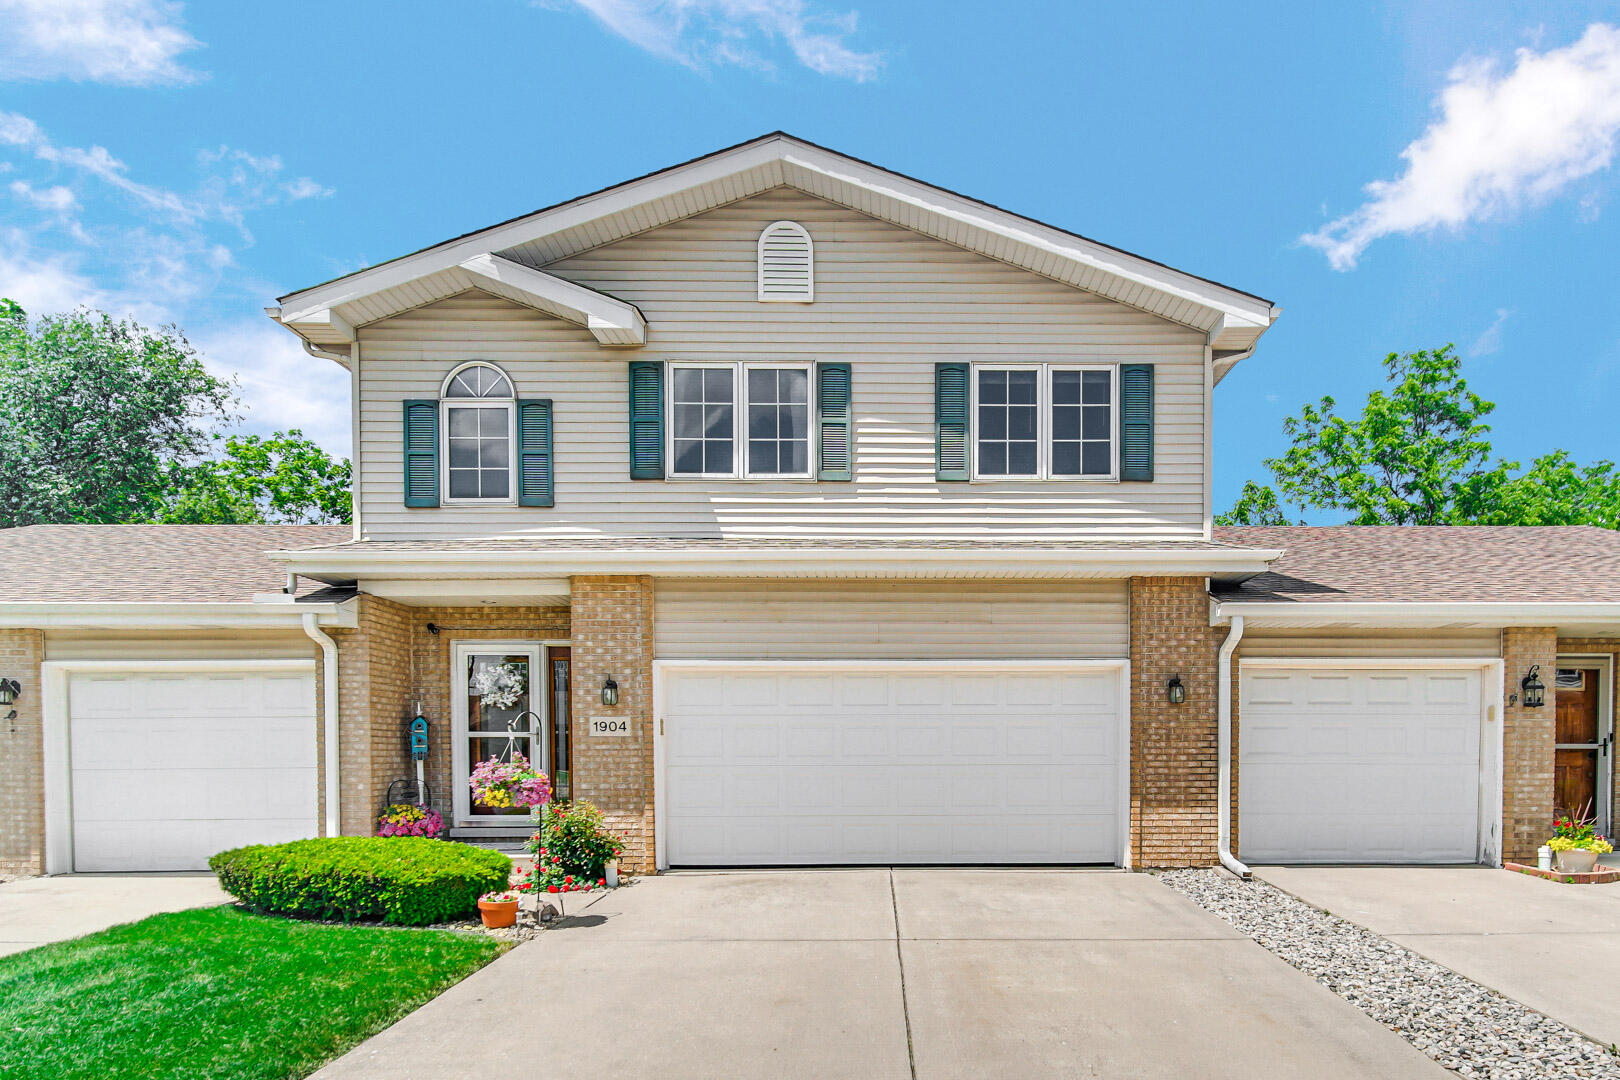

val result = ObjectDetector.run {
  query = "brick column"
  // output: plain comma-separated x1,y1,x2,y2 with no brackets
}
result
570,575,655,873
1502,626,1558,862
328,595,414,836
1129,577,1220,867
0,629,45,877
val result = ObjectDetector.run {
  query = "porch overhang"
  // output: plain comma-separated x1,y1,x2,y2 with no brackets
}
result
269,542,1285,586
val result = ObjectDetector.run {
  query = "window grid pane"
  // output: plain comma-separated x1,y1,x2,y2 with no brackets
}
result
1052,369,1112,477
446,404,511,499
976,369,1039,477
746,367,810,476
672,367,735,475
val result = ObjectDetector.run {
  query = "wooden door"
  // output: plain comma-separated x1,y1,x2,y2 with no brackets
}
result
1555,668,1601,822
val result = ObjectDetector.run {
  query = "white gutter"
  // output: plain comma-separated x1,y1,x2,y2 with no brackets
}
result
302,613,342,839
1217,614,1250,879
269,545,1287,583
1214,600,1620,628
0,601,358,629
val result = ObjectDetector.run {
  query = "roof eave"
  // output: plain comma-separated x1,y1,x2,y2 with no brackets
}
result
0,600,359,630
1212,599,1620,632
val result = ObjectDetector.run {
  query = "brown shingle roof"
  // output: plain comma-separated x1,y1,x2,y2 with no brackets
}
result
0,524,351,603
1214,526,1620,604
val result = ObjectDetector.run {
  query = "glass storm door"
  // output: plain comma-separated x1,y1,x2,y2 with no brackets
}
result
454,643,543,823
1555,666,1611,833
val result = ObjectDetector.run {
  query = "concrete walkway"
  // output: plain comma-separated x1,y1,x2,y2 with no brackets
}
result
1257,865,1620,1047
314,869,1446,1080
0,873,229,957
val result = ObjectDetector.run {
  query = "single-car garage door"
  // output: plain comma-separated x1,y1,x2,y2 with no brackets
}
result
68,665,318,871
659,661,1124,867
1239,663,1488,864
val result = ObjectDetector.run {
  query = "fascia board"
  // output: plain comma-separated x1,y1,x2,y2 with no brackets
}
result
0,601,359,630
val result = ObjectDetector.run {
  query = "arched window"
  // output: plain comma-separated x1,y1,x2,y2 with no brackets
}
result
757,220,814,302
441,361,515,502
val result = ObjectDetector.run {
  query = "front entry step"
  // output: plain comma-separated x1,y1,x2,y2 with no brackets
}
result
450,826,533,858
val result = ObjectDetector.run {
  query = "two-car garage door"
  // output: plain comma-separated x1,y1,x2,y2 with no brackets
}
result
660,662,1125,867
1239,664,1488,864
66,666,318,871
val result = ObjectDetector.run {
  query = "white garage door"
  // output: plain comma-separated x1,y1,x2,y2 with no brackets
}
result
68,667,318,871
660,662,1124,866
1239,664,1486,864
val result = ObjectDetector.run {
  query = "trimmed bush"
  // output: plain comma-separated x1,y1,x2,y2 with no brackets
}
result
210,837,511,926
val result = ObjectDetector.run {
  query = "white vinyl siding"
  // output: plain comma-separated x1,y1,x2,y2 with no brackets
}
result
653,579,1128,660
355,190,1208,541
1237,628,1501,660
44,630,319,662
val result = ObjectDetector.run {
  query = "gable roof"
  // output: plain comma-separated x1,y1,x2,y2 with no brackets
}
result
269,132,1278,372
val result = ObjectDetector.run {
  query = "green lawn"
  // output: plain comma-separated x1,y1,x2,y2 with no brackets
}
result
0,904,508,1080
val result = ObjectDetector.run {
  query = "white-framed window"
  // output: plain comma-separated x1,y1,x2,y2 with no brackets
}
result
668,361,813,479
441,361,516,502
972,363,1116,480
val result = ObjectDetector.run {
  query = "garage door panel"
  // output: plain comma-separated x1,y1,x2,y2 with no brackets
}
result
1240,664,1484,865
664,664,1122,866
68,669,317,872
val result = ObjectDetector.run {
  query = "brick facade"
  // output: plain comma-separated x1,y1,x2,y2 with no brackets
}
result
327,595,414,836
1502,626,1558,862
1129,577,1221,867
569,576,656,873
0,629,45,878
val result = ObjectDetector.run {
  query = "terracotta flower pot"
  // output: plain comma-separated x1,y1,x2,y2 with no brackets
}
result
478,898,519,928
1555,848,1600,874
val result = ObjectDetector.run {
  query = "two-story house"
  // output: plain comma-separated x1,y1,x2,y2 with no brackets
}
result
3,134,1618,879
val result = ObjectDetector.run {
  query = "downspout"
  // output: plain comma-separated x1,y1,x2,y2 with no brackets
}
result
302,612,341,838
1217,613,1251,879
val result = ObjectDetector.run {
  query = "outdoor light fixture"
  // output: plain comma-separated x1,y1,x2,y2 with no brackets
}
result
1166,674,1186,705
0,678,18,707
1521,665,1546,709
601,677,619,707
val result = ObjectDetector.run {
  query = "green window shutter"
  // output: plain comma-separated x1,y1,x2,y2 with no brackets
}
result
402,399,439,507
816,362,853,481
627,361,664,479
1119,364,1155,482
934,362,970,481
516,399,554,508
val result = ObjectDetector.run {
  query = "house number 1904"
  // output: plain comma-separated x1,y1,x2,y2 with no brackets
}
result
588,716,631,737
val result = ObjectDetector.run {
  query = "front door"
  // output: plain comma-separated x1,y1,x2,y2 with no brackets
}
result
452,642,544,827
1555,665,1611,833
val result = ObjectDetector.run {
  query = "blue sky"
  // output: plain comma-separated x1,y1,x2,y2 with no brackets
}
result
3,1,1619,518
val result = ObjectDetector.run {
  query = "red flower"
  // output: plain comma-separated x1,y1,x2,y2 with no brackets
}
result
547,885,559,893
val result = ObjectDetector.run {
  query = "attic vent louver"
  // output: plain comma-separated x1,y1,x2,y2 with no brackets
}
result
757,220,814,302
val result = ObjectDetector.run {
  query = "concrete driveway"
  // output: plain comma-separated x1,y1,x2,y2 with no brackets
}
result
0,873,229,956
314,869,1446,1080
1257,865,1620,1047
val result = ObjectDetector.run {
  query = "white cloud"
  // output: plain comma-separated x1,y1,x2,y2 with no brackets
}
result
0,228,112,314
1303,23,1620,269
0,0,203,86
559,0,882,80
194,320,352,456
9,179,77,214
1468,308,1513,357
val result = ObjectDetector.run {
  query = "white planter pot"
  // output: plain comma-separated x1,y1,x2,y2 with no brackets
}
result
1555,848,1600,874
604,858,619,888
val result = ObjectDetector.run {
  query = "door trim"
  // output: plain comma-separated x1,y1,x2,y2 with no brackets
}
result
41,658,318,875
449,640,548,828
1236,657,1505,865
1556,654,1614,834
651,658,1132,872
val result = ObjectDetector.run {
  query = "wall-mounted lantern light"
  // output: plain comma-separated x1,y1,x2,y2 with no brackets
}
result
1166,674,1186,705
0,678,19,708
601,676,619,707
1520,665,1546,709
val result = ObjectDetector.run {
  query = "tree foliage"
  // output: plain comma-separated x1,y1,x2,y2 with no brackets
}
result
1221,344,1620,528
0,299,350,527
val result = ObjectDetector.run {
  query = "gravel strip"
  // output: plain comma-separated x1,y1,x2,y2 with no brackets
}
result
1160,869,1620,1080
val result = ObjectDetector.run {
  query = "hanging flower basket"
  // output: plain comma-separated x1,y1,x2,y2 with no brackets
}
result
469,752,552,810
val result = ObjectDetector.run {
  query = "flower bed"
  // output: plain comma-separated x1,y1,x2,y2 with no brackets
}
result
527,800,623,893
377,803,446,838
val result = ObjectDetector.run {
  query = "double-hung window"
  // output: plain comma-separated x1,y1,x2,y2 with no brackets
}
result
441,361,516,502
669,362,812,479
973,363,1116,480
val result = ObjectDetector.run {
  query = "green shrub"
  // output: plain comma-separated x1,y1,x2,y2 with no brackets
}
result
210,837,511,926
527,801,624,888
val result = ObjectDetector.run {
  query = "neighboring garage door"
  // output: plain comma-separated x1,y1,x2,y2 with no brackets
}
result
68,666,318,871
659,661,1124,867
1239,664,1486,864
